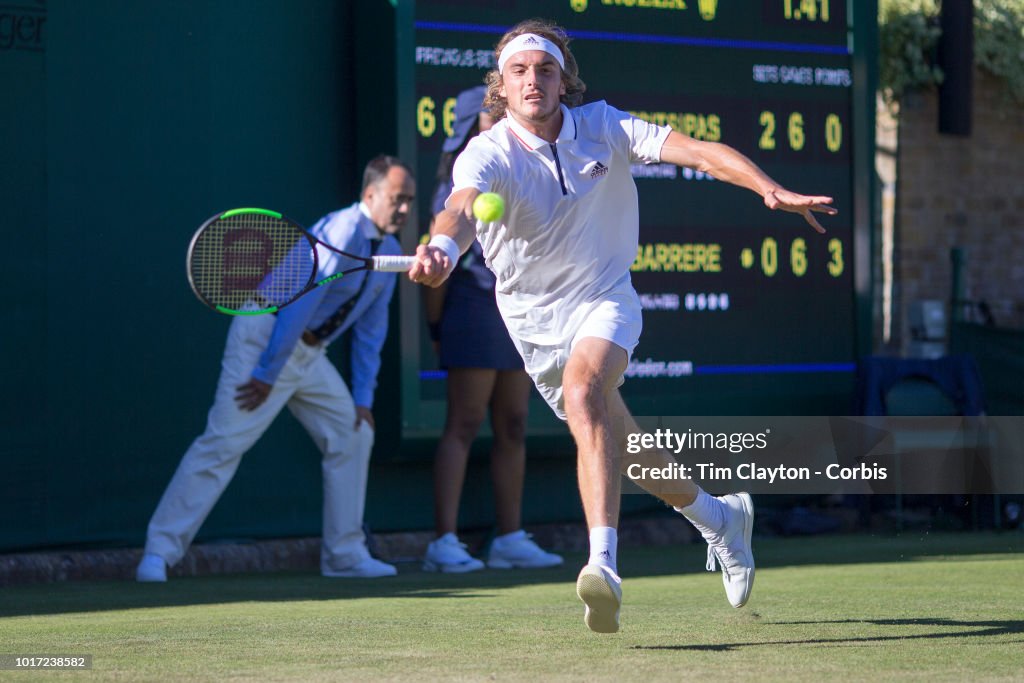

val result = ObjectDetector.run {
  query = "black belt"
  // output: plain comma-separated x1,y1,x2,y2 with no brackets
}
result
252,297,319,346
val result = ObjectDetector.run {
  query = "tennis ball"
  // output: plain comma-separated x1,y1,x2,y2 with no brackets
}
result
472,192,505,223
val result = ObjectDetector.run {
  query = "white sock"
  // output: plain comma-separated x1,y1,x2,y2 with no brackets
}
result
588,526,618,574
676,488,727,533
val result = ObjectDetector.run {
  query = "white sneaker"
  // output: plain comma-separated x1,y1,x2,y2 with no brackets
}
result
322,557,397,578
487,530,563,569
135,553,167,582
576,564,622,634
422,533,485,573
700,492,755,608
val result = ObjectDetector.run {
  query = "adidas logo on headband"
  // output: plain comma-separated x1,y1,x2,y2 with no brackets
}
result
497,33,566,74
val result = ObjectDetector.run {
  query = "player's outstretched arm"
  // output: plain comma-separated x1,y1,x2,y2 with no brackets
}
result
410,187,480,288
659,130,837,233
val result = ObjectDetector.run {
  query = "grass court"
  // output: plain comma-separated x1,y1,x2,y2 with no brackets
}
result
2,532,1021,681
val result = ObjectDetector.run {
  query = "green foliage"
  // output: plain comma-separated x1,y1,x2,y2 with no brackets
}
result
974,0,1024,103
879,0,1024,106
879,0,943,105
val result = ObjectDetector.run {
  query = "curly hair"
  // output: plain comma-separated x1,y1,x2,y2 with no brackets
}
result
483,18,587,121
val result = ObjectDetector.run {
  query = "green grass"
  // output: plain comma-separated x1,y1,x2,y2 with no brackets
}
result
1,533,1022,682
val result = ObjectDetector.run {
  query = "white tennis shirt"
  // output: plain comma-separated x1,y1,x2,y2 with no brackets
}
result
451,100,672,347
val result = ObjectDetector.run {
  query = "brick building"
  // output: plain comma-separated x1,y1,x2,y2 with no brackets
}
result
877,69,1024,353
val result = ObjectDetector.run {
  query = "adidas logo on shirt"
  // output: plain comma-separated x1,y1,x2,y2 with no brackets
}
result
590,161,609,179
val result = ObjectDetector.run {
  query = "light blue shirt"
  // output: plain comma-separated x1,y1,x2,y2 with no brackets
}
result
250,202,399,408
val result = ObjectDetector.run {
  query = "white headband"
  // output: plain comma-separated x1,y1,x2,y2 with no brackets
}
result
497,33,565,74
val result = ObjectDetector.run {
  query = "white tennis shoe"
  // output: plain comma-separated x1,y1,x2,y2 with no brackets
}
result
487,530,563,569
422,533,485,573
699,492,755,608
322,556,397,578
135,553,167,582
576,564,622,634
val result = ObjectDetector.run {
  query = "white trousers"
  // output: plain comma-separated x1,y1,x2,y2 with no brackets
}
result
144,315,375,573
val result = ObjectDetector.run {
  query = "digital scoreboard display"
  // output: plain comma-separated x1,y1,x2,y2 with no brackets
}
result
396,0,872,435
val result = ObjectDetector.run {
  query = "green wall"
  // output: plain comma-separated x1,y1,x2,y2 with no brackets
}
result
0,1,660,554
3,1,398,552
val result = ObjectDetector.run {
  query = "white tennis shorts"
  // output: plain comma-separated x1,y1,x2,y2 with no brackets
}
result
512,286,643,421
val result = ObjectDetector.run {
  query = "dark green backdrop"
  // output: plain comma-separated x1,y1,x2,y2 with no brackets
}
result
1,0,877,554
0,0,592,553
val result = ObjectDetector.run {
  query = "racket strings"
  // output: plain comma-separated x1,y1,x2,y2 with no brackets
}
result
190,213,315,311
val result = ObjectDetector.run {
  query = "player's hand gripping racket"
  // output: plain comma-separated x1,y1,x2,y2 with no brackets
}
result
187,208,415,315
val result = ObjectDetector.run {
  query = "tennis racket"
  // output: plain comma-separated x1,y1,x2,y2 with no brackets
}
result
187,207,416,315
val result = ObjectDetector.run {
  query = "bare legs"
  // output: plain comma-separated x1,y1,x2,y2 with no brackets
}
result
433,367,532,536
563,337,699,533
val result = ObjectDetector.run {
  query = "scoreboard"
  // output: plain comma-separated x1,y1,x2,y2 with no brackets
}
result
396,0,875,436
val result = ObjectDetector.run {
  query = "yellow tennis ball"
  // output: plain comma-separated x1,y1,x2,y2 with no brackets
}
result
472,192,505,223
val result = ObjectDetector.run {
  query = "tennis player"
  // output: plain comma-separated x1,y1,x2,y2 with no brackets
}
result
409,20,837,633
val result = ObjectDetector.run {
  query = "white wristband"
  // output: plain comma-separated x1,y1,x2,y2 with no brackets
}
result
428,234,461,268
